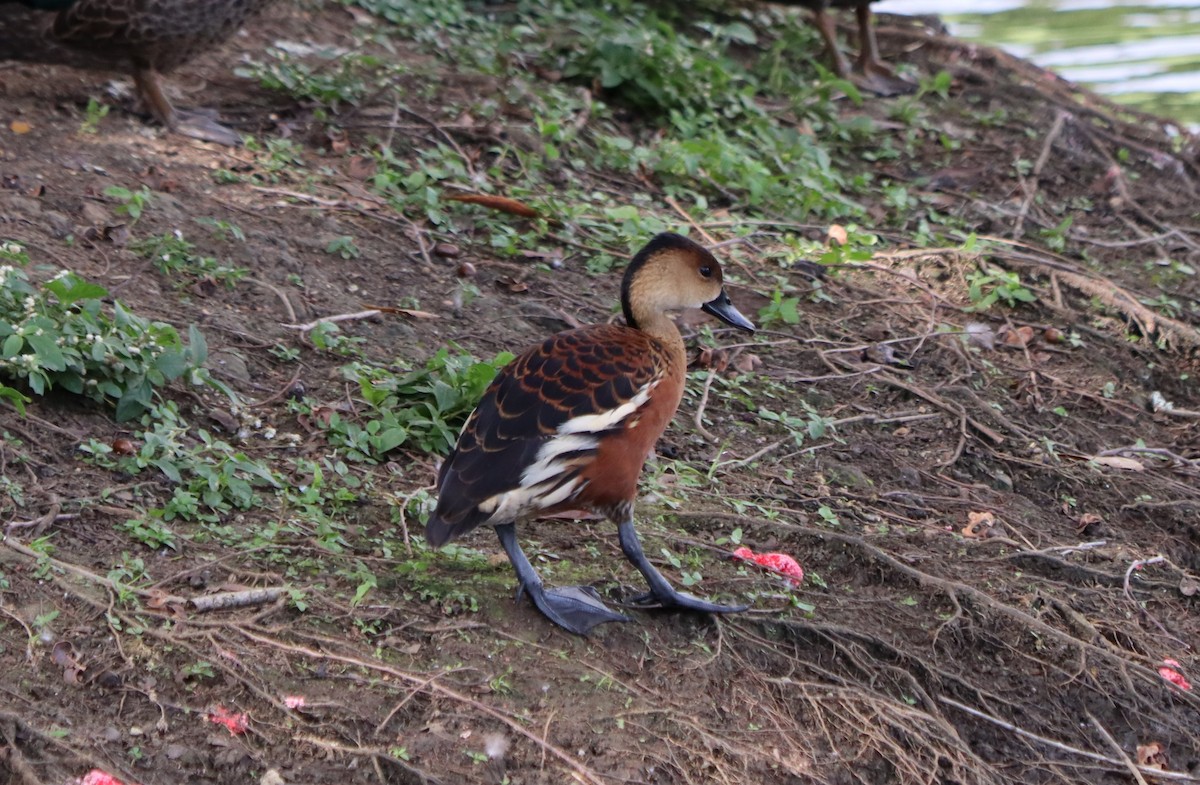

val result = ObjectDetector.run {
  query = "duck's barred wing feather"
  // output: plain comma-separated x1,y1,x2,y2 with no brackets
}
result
427,325,663,546
52,0,212,46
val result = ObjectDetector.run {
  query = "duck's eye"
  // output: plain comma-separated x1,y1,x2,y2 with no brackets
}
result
698,265,713,278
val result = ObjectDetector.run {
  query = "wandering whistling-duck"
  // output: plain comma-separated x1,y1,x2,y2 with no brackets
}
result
776,0,912,95
426,233,756,635
0,0,278,144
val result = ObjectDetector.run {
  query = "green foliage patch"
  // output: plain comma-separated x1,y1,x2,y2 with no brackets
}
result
0,254,216,420
330,347,515,461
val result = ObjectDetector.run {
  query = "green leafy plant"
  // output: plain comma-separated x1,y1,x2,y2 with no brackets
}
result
238,49,393,109
0,263,218,420
330,347,514,460
81,402,280,523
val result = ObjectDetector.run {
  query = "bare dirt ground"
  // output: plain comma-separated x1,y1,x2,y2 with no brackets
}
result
1,3,1199,785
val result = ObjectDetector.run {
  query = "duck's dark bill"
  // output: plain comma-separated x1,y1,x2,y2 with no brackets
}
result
702,290,755,333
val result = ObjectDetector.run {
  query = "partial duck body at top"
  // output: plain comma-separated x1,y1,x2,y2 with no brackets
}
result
0,0,277,144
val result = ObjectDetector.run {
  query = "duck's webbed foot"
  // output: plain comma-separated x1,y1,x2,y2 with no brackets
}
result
497,523,629,636
522,583,631,635
617,520,748,616
624,587,748,614
134,65,243,146
172,108,244,146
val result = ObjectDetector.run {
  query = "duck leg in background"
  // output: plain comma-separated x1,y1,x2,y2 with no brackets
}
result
133,63,243,145
852,3,912,96
617,519,749,614
807,2,913,97
811,5,855,80
494,523,630,636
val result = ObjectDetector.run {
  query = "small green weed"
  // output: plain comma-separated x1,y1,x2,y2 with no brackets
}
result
195,217,246,242
325,236,362,260
182,661,217,682
758,403,833,446
133,232,249,288
659,548,702,587
79,98,110,134
965,265,1037,311
758,287,803,327
104,186,153,223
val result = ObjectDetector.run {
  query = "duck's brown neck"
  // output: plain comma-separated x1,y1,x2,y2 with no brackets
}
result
637,310,683,348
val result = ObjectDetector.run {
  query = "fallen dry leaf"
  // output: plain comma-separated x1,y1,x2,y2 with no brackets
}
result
345,155,377,180
367,304,440,319
298,405,335,432
1000,325,1036,348
962,510,995,539
1136,741,1168,769
1073,512,1103,534
694,346,728,372
1090,455,1145,472
732,353,762,374
445,192,539,218
495,275,529,293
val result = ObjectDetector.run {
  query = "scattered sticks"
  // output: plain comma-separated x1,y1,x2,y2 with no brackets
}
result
282,309,381,333
940,698,1199,783
187,587,284,613
1013,110,1069,239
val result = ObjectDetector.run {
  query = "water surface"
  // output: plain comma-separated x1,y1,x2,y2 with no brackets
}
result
876,1,1200,126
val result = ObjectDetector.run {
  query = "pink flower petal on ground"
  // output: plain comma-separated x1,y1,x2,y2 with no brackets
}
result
284,695,306,709
733,546,804,586
76,770,137,785
208,705,249,734
1159,662,1192,691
